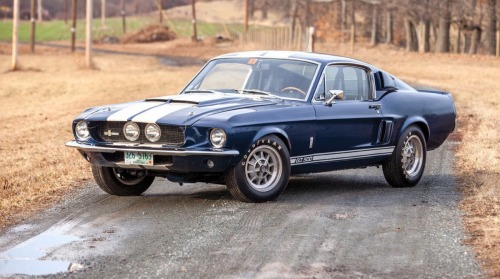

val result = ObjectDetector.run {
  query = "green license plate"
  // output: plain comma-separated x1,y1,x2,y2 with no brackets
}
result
124,152,154,166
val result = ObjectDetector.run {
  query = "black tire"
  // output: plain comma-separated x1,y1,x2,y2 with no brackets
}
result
383,126,427,188
91,165,155,196
225,135,290,202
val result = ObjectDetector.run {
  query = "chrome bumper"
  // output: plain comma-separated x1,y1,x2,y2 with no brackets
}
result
65,141,239,156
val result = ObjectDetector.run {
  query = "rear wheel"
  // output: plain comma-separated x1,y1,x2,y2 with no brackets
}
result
226,135,290,202
383,126,426,188
91,165,154,196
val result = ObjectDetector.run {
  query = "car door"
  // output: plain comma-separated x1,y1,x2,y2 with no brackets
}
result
306,64,389,167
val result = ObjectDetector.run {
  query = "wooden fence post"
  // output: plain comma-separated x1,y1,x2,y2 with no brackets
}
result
11,0,20,71
85,0,93,67
71,0,77,52
30,0,36,53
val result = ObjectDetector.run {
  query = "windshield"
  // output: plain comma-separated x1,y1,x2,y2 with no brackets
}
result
183,58,319,100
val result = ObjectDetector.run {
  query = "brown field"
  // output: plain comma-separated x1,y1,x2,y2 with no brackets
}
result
0,42,499,276
0,44,205,227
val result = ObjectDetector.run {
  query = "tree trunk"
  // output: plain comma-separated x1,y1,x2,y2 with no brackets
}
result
305,0,311,27
419,19,430,53
350,0,355,52
385,11,393,44
262,0,268,20
101,0,106,28
404,18,418,51
249,0,254,18
484,0,497,55
435,0,451,53
370,4,378,46
456,28,461,54
290,0,298,41
341,0,346,43
469,28,481,54
463,33,471,53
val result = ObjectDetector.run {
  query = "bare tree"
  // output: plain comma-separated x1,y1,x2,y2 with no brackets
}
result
435,0,451,52
262,0,268,19
370,3,379,46
484,0,497,55
404,17,419,51
385,8,393,44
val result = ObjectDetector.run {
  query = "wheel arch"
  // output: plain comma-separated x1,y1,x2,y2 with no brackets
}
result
399,117,430,143
251,127,291,152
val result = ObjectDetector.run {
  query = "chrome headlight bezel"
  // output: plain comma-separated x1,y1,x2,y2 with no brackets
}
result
145,123,161,142
123,122,140,141
209,128,227,149
75,121,90,141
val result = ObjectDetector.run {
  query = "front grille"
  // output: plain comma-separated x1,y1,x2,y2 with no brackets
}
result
98,122,185,146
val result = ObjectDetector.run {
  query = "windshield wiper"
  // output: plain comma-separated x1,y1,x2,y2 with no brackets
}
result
239,89,276,96
184,89,216,94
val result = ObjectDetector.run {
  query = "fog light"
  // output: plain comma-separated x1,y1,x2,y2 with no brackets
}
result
207,160,214,168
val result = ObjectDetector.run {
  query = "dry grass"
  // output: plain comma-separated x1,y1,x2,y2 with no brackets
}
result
0,42,498,276
0,45,200,228
317,44,500,277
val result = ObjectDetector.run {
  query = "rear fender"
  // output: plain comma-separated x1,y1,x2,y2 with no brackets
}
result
398,117,430,143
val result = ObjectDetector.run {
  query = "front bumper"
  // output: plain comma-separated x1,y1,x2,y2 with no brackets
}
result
66,141,239,172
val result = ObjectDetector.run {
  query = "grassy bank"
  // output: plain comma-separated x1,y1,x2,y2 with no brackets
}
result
0,17,244,42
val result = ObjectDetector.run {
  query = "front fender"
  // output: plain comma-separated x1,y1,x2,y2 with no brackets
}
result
251,126,291,151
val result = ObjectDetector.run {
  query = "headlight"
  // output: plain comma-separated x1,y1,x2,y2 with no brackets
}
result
210,128,226,148
75,121,90,140
145,123,161,142
123,122,140,141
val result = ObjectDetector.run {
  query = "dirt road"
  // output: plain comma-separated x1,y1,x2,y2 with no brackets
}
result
0,139,482,278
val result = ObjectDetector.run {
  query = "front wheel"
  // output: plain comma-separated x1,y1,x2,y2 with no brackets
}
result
382,126,427,188
92,165,155,196
226,135,290,202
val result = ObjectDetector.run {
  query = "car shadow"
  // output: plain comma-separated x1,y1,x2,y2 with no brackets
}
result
138,171,455,206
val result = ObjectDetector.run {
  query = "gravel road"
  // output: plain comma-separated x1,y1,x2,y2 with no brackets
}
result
0,140,483,278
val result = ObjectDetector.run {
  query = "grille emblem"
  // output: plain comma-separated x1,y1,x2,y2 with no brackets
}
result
104,129,119,137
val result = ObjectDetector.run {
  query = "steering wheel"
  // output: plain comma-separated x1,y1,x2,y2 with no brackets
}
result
280,86,306,96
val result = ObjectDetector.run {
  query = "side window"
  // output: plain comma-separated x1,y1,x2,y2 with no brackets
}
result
315,65,370,101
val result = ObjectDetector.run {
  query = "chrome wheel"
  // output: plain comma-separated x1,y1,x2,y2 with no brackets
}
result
401,134,423,178
245,145,283,192
112,168,147,186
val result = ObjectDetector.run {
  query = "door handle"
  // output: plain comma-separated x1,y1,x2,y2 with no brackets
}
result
369,104,381,110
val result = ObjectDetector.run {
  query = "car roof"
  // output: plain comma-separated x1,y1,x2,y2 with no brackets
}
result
214,51,374,68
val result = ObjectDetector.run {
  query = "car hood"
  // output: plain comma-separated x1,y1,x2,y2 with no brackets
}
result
79,93,286,126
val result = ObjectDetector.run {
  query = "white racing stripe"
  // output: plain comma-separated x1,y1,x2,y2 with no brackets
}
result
107,102,163,122
290,147,395,165
132,103,195,123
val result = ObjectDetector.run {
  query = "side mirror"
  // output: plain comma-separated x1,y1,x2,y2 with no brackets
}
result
325,90,345,106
